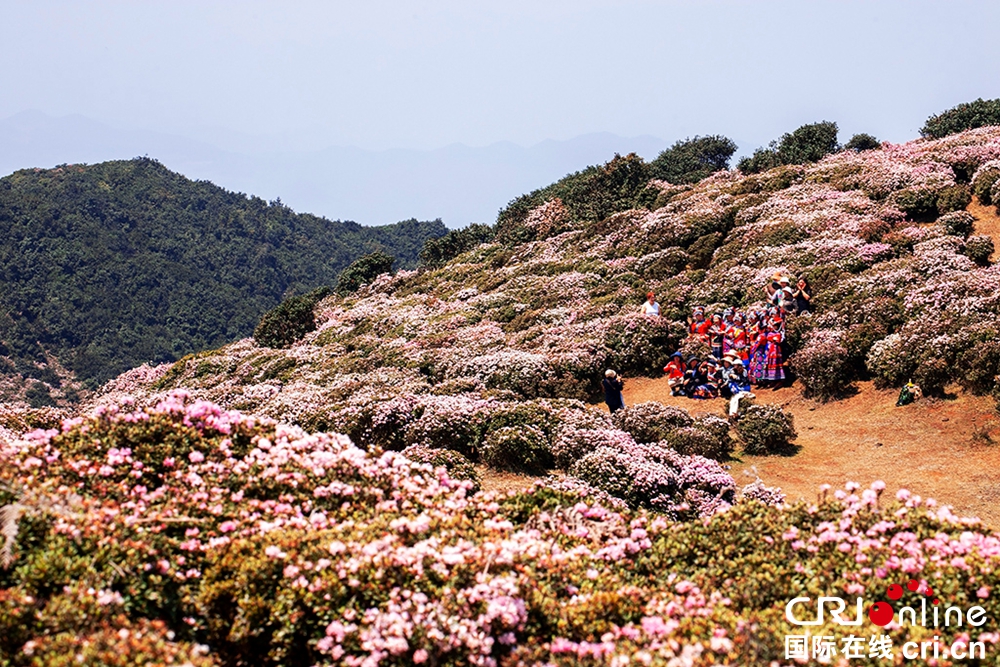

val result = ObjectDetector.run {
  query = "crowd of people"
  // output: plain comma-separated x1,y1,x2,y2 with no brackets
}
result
669,274,810,398
603,274,813,415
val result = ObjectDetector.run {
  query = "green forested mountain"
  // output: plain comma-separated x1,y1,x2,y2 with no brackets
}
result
0,158,446,397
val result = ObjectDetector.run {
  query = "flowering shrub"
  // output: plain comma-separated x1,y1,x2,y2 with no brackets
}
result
570,442,734,518
4,396,1000,665
602,315,679,376
735,404,797,455
739,478,785,506
401,444,480,492
965,234,995,265
481,425,552,474
611,401,693,444
938,210,976,237
550,427,634,469
788,329,856,401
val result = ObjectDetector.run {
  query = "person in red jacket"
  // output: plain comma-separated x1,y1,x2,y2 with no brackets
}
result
688,307,710,342
663,352,686,396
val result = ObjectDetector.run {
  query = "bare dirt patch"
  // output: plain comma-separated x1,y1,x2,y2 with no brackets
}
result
614,376,1000,527
477,466,540,494
968,196,1000,262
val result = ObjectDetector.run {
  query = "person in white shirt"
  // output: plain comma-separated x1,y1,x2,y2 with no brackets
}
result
640,291,660,316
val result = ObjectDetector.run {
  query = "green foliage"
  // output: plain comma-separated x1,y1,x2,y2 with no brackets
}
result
936,184,972,215
842,133,880,151
418,223,495,267
964,234,995,265
252,286,331,349
481,425,552,474
612,402,693,444
920,97,1000,138
335,250,396,294
938,210,975,237
735,404,797,455
603,315,682,376
496,153,651,235
972,163,1000,204
0,160,446,389
649,135,738,184
892,186,941,220
738,121,840,174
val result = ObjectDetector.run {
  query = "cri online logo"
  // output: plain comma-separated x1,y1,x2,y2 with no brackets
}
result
869,580,938,626
786,580,988,628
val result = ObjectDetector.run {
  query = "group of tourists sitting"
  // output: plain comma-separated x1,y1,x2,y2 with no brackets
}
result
601,274,813,415
650,273,813,401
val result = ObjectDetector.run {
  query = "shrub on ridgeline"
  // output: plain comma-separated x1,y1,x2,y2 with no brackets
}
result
843,133,881,152
253,286,331,349
401,445,480,492
964,235,995,265
738,121,840,174
496,153,651,237
920,98,1000,139
481,426,552,474
419,223,496,268
611,402,693,444
649,135,738,185
788,331,856,402
736,404,797,455
335,250,396,294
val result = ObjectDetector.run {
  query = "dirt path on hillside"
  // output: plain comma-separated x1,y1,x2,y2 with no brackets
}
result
615,377,1000,527
968,197,1000,262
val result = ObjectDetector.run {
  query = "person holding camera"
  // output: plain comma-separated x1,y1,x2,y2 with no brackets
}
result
602,369,625,413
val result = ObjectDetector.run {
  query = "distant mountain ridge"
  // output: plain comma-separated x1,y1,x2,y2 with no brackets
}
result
0,110,669,227
0,158,445,402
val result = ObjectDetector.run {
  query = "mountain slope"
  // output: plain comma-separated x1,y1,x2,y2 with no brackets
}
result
0,158,446,397
97,127,1000,514
112,127,1000,413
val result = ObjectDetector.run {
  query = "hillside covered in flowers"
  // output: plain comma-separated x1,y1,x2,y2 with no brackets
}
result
3,125,1000,665
105,127,1000,462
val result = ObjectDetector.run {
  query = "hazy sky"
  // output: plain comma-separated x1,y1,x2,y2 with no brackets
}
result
2,1,999,153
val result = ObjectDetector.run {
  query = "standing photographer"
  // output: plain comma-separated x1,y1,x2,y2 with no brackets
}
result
602,369,625,413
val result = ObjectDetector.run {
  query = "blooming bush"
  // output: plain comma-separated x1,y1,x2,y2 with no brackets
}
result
965,234,995,265
788,329,856,401
481,425,552,474
611,401,693,444
602,315,679,376
735,404,797,455
739,478,786,506
401,444,480,492
3,397,1000,665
